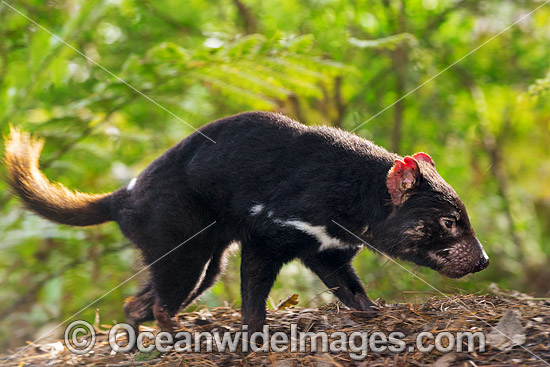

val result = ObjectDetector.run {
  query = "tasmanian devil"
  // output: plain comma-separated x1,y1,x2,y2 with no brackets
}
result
4,111,489,334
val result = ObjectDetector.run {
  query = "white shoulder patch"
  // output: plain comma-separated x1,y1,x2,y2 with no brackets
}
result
250,204,264,216
127,178,137,191
280,220,351,251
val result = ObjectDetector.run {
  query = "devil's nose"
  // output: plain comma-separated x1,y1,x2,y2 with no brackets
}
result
473,255,489,272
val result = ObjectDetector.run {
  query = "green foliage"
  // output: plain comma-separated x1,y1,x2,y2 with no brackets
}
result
1,0,549,352
528,71,550,96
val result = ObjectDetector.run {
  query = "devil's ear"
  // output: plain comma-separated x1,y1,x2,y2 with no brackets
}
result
386,156,420,206
412,152,435,167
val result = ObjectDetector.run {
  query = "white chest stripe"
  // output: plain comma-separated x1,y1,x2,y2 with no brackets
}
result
279,220,351,251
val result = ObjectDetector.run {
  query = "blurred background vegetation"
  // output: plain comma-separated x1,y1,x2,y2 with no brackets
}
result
0,0,549,352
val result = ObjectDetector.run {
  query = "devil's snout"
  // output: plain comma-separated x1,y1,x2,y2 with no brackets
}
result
472,252,489,273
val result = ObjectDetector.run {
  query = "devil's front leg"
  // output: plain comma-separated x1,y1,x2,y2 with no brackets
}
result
300,248,378,316
240,241,285,334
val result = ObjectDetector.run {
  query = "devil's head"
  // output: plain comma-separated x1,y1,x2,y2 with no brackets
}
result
372,153,489,278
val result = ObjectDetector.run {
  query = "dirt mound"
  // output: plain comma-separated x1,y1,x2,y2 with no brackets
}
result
1,294,549,366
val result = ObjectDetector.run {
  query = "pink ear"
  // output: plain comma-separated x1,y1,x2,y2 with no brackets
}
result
412,152,435,167
386,157,420,206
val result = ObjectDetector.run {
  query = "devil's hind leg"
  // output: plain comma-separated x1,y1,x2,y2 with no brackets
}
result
147,244,215,331
179,245,232,310
123,279,156,333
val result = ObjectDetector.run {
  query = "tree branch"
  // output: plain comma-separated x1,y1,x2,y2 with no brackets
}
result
232,0,258,34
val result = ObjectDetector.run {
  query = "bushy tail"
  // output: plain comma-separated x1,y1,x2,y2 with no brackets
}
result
3,127,113,226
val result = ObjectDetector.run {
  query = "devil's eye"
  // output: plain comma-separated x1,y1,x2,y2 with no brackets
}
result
440,217,455,229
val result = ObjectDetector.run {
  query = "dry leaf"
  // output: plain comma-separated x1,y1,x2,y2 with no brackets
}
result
38,341,64,356
487,310,526,350
277,294,299,309
431,352,457,367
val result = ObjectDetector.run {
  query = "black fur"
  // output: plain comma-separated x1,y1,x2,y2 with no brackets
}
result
4,111,489,333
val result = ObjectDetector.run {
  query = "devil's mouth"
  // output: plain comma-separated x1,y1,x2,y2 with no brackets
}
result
400,248,471,278
427,248,451,269
426,249,471,278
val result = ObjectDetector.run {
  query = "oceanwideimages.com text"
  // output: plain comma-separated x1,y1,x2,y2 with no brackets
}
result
65,320,486,360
